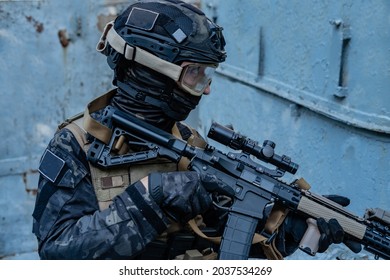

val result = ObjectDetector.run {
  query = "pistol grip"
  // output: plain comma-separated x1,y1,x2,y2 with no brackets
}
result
299,218,320,256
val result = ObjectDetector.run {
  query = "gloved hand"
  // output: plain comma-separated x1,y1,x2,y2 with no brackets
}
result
316,217,344,252
315,195,362,254
148,171,212,223
316,194,349,253
277,194,362,256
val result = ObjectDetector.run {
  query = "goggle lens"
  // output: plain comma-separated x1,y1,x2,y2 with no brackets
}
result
179,64,217,96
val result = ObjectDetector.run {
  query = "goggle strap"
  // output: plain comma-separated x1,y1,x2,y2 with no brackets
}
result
133,47,182,81
97,21,182,82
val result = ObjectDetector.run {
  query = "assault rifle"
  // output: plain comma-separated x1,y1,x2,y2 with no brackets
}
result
87,107,390,260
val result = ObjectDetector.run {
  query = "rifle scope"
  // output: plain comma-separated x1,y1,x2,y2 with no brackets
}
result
207,122,299,174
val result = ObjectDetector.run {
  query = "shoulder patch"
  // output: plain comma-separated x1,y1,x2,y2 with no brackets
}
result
38,149,66,183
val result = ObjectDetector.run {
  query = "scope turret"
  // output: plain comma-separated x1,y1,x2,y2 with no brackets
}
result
207,122,299,174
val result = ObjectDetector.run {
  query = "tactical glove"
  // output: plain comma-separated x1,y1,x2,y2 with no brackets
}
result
316,195,362,254
278,194,362,256
148,171,212,223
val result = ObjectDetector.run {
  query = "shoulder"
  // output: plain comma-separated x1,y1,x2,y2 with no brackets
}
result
38,128,89,188
33,128,93,239
51,126,86,156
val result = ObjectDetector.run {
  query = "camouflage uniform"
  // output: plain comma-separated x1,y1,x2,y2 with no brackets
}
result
32,127,171,259
31,0,230,259
32,0,336,260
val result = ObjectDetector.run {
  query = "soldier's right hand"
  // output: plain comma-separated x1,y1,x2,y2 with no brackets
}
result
147,171,212,223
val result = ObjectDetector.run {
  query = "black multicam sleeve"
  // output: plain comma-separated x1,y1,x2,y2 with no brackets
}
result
32,128,169,259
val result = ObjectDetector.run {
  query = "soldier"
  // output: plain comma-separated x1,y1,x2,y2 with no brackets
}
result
32,0,359,259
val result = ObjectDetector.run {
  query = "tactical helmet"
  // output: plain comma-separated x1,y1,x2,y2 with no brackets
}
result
96,0,226,122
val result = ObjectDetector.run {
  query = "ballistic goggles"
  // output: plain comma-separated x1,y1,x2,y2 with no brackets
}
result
97,21,218,96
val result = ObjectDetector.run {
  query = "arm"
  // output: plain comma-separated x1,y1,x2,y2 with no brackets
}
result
32,128,169,259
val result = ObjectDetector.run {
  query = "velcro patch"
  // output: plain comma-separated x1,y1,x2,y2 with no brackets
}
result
101,175,125,189
164,21,187,43
126,7,159,31
38,149,65,183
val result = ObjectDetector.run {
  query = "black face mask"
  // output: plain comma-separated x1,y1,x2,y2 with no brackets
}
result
166,89,201,118
111,62,201,131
